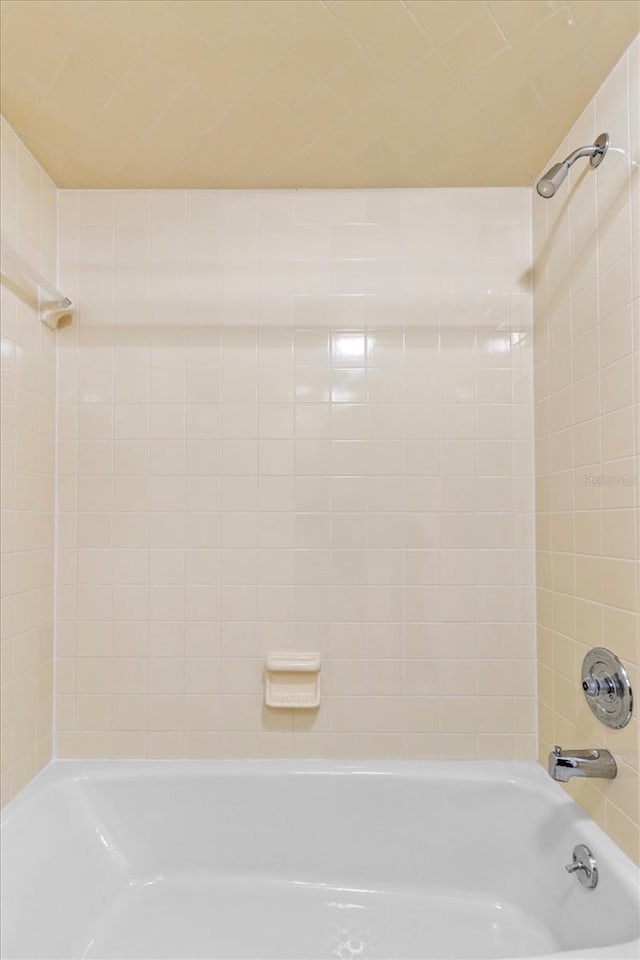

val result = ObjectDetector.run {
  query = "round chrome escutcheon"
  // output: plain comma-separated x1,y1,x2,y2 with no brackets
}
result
582,647,633,729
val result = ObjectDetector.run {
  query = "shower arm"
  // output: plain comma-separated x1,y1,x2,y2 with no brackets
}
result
562,143,606,169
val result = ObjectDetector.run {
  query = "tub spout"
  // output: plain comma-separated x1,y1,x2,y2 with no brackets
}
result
548,745,617,782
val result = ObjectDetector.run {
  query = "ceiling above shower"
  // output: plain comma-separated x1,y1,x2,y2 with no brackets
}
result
1,0,638,189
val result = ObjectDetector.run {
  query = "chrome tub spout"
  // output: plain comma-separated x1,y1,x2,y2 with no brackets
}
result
548,745,617,782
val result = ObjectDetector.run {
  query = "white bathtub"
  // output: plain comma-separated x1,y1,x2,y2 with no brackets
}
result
1,761,639,960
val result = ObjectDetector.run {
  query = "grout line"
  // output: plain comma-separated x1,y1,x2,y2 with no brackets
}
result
50,186,63,761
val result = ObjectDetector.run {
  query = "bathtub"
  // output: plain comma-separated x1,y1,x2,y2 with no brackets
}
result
1,761,638,959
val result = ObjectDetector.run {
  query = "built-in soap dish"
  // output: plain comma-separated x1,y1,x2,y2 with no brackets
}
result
265,653,321,709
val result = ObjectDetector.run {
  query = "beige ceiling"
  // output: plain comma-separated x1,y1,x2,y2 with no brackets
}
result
1,0,638,188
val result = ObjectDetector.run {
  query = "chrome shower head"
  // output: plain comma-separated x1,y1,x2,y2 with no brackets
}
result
536,162,568,198
536,132,609,199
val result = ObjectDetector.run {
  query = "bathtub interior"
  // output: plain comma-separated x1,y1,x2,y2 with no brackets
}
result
1,762,639,960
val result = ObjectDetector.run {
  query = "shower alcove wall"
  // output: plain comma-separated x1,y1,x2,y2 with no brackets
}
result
54,185,537,763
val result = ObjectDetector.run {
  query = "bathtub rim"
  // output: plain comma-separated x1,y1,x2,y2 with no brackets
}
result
3,756,591,823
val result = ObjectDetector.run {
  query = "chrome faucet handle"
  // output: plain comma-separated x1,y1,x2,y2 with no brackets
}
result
565,861,584,874
582,675,615,698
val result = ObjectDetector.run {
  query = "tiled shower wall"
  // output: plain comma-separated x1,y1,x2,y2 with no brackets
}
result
55,186,536,761
533,37,639,864
0,118,57,805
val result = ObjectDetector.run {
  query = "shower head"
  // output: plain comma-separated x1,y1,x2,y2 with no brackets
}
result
536,162,568,198
536,133,609,199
